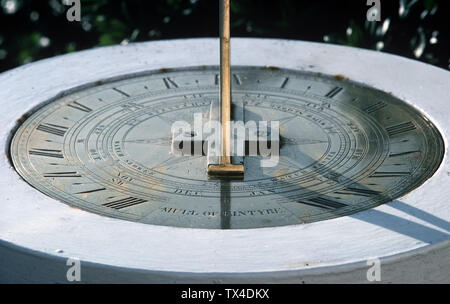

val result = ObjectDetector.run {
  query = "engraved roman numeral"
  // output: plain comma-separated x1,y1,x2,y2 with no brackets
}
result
29,148,64,158
334,187,381,197
36,123,68,137
163,77,179,89
233,74,242,85
363,101,387,114
297,197,347,210
325,87,343,98
112,87,131,97
68,101,92,113
386,122,416,137
103,197,148,210
370,172,410,178
44,172,82,178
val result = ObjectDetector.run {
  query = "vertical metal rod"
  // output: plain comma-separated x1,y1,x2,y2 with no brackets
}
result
207,0,244,179
220,0,232,166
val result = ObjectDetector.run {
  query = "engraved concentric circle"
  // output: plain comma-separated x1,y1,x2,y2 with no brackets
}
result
10,66,444,229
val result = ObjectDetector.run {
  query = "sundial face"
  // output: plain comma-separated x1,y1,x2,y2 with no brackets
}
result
10,66,444,229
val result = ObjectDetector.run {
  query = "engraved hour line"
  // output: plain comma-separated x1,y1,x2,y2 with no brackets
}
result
389,150,420,157
103,197,148,210
124,137,171,146
363,101,387,114
233,74,242,85
76,188,106,194
386,121,416,137
152,155,204,170
68,101,92,113
112,87,131,97
281,138,327,145
280,77,289,89
370,172,410,178
44,172,82,178
163,77,179,89
297,197,347,210
29,148,64,158
36,123,68,137
325,86,343,98
334,187,381,197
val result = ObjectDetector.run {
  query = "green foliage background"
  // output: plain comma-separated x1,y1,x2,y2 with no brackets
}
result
0,0,448,72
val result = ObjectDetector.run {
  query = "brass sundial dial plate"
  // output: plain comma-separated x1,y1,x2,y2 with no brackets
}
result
10,66,444,229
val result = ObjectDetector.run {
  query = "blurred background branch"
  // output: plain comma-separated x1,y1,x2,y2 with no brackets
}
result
0,0,448,72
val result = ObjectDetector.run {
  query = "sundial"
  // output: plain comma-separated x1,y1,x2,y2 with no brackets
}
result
0,1,449,283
